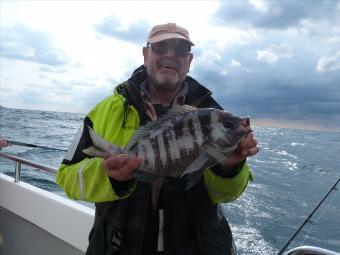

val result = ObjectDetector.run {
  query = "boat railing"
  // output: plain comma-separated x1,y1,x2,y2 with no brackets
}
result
284,245,340,255
0,151,57,182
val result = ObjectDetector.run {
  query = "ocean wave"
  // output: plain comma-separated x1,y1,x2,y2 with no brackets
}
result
275,150,298,159
291,142,305,146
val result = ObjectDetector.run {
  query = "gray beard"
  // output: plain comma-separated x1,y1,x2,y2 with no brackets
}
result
150,73,180,92
152,81,179,92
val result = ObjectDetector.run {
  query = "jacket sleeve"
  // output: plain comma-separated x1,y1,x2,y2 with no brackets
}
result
56,93,140,202
192,87,253,203
204,164,253,204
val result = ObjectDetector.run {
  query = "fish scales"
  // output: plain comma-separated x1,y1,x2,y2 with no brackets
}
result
160,111,206,176
130,109,209,177
167,129,181,163
167,113,204,175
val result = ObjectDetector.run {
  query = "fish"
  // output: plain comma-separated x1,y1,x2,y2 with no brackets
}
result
85,105,251,209
83,105,252,190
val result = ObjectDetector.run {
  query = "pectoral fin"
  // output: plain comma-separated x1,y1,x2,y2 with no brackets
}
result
181,153,218,190
181,153,215,177
206,146,229,164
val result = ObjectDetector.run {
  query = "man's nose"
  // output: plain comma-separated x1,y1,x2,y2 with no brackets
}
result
163,46,176,57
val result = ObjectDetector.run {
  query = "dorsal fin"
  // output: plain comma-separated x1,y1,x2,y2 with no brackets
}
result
125,105,197,150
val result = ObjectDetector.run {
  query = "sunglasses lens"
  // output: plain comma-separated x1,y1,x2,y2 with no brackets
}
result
175,44,190,57
151,42,168,55
150,41,190,57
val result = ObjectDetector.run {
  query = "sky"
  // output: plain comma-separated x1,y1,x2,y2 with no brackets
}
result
1,0,340,132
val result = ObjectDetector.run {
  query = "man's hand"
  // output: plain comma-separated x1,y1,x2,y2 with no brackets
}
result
222,132,259,168
102,154,141,181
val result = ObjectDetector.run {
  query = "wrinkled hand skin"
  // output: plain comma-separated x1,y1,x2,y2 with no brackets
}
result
222,132,259,168
102,154,141,181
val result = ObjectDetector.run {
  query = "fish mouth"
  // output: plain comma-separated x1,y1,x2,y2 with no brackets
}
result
244,117,250,127
241,117,252,135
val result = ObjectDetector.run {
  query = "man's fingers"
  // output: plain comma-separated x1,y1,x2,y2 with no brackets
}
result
239,133,258,150
241,147,259,157
104,154,129,170
104,155,141,181
117,157,141,175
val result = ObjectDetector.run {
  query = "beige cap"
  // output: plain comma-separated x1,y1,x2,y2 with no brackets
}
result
147,23,194,46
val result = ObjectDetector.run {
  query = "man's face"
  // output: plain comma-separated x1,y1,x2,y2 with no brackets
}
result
143,39,193,91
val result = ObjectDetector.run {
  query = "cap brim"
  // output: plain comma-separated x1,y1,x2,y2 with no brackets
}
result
148,33,194,46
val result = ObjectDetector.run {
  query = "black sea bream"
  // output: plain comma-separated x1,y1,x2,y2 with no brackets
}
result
83,105,251,188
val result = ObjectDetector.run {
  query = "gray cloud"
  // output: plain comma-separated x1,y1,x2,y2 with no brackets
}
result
0,24,69,66
214,0,340,29
95,17,150,44
18,85,51,105
317,52,340,72
191,35,340,129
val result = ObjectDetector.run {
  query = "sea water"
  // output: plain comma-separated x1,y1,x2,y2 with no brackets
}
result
1,107,339,254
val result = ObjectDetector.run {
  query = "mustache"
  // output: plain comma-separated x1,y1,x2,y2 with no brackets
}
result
157,58,179,70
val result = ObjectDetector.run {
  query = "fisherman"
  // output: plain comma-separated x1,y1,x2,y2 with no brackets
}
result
56,23,259,255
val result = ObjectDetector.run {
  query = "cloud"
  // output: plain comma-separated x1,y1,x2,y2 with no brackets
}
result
214,0,340,29
256,50,279,64
14,77,114,113
95,17,150,44
317,52,340,73
256,44,293,64
190,34,340,128
230,59,241,67
0,24,69,66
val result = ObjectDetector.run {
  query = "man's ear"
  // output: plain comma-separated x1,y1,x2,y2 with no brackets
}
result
188,53,193,65
186,53,193,74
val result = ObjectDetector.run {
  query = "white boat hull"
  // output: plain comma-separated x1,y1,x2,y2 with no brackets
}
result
0,173,94,255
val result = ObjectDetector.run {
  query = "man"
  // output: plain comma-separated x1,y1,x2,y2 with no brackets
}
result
57,23,258,255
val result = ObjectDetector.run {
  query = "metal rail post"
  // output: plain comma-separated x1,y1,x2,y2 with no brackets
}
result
15,161,22,182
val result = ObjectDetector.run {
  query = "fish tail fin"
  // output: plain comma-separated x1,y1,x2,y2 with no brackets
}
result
83,126,121,158
83,146,111,158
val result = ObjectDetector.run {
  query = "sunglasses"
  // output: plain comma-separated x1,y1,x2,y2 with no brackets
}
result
148,40,191,58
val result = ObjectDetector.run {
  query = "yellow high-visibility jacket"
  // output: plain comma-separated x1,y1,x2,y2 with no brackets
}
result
56,85,252,204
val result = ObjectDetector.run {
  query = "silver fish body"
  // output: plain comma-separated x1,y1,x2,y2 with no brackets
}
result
84,105,251,185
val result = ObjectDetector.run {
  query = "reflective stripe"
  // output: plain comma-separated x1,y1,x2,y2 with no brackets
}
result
64,122,84,161
77,158,95,200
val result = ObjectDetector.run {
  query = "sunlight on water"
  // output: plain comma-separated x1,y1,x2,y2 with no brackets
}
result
290,142,305,147
232,226,277,255
284,161,299,171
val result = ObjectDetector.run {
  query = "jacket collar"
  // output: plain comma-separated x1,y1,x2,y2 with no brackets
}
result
127,65,214,107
